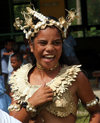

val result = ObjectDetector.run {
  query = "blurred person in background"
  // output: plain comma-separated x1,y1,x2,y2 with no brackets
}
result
0,75,11,113
0,39,14,84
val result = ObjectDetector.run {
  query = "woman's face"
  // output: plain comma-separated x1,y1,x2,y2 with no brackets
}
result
30,27,63,70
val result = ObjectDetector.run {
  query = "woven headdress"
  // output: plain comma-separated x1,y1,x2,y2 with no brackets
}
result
14,7,77,39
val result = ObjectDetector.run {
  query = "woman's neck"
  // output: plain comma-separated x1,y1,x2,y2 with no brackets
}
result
29,65,61,85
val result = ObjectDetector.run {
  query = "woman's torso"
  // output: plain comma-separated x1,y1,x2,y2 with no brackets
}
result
9,64,81,123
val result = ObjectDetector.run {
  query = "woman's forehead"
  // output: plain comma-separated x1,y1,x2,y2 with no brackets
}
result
37,27,62,36
31,27,62,43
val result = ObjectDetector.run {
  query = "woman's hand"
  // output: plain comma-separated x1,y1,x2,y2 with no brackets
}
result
28,83,53,107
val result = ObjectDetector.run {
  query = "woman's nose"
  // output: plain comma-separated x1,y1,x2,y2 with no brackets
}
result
45,44,54,52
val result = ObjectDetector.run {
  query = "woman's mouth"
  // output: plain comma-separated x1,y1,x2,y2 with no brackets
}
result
43,55,55,62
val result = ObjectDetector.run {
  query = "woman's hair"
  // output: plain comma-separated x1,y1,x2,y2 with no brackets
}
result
59,49,72,66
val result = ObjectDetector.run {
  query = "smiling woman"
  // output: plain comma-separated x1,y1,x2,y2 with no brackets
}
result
29,27,62,71
8,7,100,123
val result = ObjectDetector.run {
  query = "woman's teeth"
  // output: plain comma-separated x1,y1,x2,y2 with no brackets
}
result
44,55,55,58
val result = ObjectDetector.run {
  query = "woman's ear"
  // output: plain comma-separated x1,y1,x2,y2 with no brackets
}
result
28,40,34,53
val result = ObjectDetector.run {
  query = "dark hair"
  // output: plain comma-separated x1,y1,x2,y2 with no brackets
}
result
59,49,72,66
11,52,23,62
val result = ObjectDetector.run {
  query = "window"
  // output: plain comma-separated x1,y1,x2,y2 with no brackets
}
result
12,0,32,42
86,0,100,37
14,4,30,19
66,0,83,38
87,0,100,25
67,0,82,26
67,0,100,38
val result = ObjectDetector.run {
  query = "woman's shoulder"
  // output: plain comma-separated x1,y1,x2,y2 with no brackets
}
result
74,67,90,89
76,70,89,83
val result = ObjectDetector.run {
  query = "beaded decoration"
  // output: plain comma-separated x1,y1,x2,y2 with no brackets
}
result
25,100,37,117
13,7,77,39
86,98,99,107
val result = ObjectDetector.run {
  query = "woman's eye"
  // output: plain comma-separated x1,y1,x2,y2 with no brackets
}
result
39,41,47,45
53,41,62,45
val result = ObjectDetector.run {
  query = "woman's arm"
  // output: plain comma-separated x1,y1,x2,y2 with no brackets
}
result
76,72,100,122
9,84,53,123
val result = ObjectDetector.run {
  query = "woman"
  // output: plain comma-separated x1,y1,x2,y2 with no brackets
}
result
8,7,100,123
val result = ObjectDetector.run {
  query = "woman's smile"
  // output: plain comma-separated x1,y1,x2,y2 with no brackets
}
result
42,54,55,63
